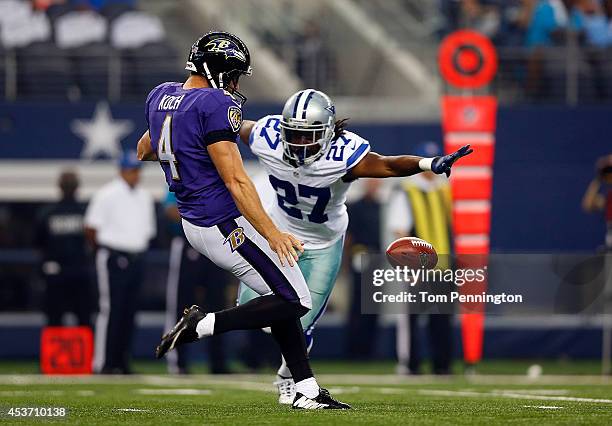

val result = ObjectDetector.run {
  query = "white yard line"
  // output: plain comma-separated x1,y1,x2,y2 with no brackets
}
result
134,388,212,396
493,391,612,404
420,389,484,398
0,373,609,387
191,380,271,392
0,390,66,396
490,389,570,395
376,388,408,394
0,390,31,396
523,405,564,409
325,386,361,394
139,375,272,391
419,389,612,404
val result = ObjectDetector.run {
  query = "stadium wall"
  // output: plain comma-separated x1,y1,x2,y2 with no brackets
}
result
0,321,606,360
0,102,609,360
0,102,608,252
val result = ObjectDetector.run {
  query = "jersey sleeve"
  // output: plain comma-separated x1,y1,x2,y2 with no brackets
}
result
84,189,109,230
342,132,371,171
201,92,243,146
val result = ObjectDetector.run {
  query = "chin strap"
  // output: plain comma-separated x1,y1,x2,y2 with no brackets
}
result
202,62,217,89
218,72,224,89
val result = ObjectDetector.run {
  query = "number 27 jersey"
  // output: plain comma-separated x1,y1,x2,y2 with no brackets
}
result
249,115,371,249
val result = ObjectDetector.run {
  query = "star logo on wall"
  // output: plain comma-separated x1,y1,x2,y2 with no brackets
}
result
71,102,134,159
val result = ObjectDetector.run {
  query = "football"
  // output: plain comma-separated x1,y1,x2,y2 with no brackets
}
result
385,237,438,269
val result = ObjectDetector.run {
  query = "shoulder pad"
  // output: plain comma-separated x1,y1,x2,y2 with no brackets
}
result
250,115,283,150
324,131,371,170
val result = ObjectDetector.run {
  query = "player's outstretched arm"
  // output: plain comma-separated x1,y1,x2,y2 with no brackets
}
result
208,141,303,266
137,130,158,161
346,152,422,179
238,120,256,146
345,145,473,179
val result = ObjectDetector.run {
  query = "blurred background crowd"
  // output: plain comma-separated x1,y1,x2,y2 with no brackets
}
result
0,0,610,374
3,0,612,102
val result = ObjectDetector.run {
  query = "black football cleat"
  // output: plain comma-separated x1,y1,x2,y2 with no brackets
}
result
292,388,351,410
155,305,206,359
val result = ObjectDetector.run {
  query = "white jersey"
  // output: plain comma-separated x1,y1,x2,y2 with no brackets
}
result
249,115,371,249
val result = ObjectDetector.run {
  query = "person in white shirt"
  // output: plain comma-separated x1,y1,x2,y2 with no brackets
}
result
85,150,156,374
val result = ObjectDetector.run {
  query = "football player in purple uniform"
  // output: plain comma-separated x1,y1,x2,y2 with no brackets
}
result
136,31,350,410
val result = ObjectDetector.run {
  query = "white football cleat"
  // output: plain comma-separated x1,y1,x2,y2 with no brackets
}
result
274,376,296,405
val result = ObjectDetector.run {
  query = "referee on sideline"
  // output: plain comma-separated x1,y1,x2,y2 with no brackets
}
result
85,151,156,374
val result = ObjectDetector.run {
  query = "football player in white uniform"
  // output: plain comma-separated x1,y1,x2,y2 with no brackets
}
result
238,89,472,403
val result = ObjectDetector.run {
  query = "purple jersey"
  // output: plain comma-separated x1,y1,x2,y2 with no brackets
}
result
146,82,242,227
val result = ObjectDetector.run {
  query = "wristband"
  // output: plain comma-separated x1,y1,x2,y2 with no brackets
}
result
418,157,434,171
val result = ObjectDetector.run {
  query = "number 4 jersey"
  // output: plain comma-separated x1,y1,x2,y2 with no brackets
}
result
249,115,371,249
146,82,243,227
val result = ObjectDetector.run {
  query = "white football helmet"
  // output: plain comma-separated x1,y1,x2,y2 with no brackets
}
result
280,89,335,165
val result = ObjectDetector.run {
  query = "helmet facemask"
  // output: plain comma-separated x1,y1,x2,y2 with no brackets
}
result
280,119,334,166
201,62,252,106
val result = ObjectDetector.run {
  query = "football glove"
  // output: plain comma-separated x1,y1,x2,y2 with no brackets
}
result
431,145,473,177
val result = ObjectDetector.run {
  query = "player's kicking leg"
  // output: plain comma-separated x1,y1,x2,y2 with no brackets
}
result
156,217,350,410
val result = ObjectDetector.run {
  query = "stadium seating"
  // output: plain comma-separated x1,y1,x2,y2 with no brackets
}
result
16,41,72,100
45,2,74,22
0,0,179,101
110,11,165,49
69,42,114,100
1,10,51,49
0,44,5,99
54,10,108,49
0,0,31,24
120,41,180,100
99,1,134,21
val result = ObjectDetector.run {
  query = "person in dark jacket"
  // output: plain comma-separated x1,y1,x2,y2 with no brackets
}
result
36,170,92,327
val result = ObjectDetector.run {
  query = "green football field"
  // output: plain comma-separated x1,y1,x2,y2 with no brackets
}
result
0,361,611,425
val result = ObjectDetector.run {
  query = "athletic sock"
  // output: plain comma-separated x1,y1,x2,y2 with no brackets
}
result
295,377,319,399
277,356,291,379
196,313,215,338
